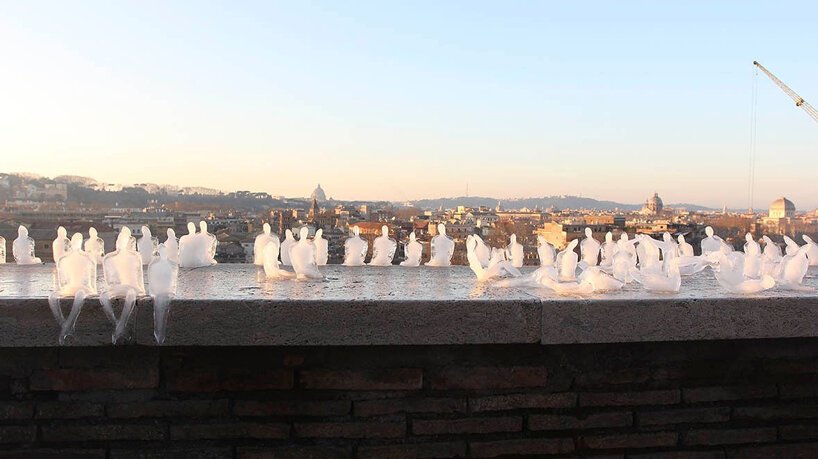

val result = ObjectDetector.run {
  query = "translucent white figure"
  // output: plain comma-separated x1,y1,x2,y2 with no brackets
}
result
466,235,521,281
555,239,579,281
313,229,328,266
701,226,724,256
199,221,218,263
630,258,681,293
599,232,617,270
761,236,783,277
426,224,455,267
473,235,491,268
537,235,556,267
343,226,368,266
775,236,811,290
400,232,423,267
714,249,775,294
635,235,662,272
743,233,762,278
84,227,105,264
506,234,525,268
677,234,695,257
659,232,679,268
178,222,197,258
48,233,97,345
262,240,295,279
802,235,818,267
12,225,41,264
101,228,145,343
579,228,600,268
0,235,5,264
577,266,623,292
253,223,277,266
280,229,296,266
368,226,397,266
291,227,323,280
178,222,216,268
52,226,70,263
137,226,159,265
163,228,179,263
147,245,178,344
119,226,137,252
612,236,637,283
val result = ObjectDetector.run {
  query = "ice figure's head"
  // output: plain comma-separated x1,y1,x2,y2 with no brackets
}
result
187,222,196,235
663,232,672,243
315,228,323,239
18,225,27,237
784,236,799,255
89,227,98,238
510,234,517,244
70,233,83,251
605,232,613,243
158,244,168,260
677,234,685,244
263,223,271,235
167,228,176,238
620,233,628,241
299,227,309,240
381,225,388,237
584,228,592,238
537,234,546,244
142,226,151,238
746,233,754,243
121,226,132,238
409,231,416,242
805,235,815,244
438,223,446,236
705,226,714,237
567,239,579,251
285,229,293,239
762,235,772,245
57,226,67,238
353,226,360,236
199,221,208,233
115,234,127,251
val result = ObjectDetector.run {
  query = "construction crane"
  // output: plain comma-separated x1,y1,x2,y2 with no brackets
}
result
753,61,818,124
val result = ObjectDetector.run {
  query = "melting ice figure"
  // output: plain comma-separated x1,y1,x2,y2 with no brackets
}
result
84,227,105,264
579,228,600,268
313,229,328,266
555,239,579,281
12,225,41,264
253,223,277,266
537,235,555,267
263,239,295,279
400,232,423,267
472,235,491,268
48,233,97,344
52,226,70,263
137,226,159,265
774,236,811,290
426,224,454,267
147,245,179,344
280,229,296,266
199,221,218,263
343,226,368,266
630,258,682,293
0,235,5,264
466,235,521,281
803,235,818,267
506,234,524,268
599,232,617,270
163,228,179,263
369,225,396,266
291,227,323,279
101,228,145,343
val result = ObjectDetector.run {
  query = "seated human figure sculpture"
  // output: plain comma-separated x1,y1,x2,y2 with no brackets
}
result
343,226,368,266
760,236,782,277
599,232,617,270
0,235,5,264
555,239,579,281
280,229,296,266
506,234,524,268
400,232,423,267
803,235,818,267
163,228,179,263
313,229,328,265
743,233,762,278
253,223,277,266
426,224,454,267
84,227,105,264
290,227,323,279
677,234,695,257
369,225,396,266
48,233,97,345
714,246,775,294
473,235,491,268
13,225,41,264
701,226,725,257
137,226,159,265
52,226,70,263
147,245,179,344
101,229,146,344
659,232,679,266
775,236,811,290
466,235,520,281
636,235,662,272
199,221,218,263
630,257,682,293
263,239,295,279
579,228,600,268
537,235,556,267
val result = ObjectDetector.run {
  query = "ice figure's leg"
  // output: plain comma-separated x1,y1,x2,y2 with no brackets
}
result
152,293,172,345
48,292,65,325
59,289,88,345
112,289,137,344
99,291,117,325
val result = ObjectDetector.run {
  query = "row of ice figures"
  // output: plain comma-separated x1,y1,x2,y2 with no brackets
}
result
471,226,818,296
253,222,457,280
46,226,181,345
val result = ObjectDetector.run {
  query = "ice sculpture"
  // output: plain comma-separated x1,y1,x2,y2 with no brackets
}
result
714,251,775,294
84,227,105,264
263,240,295,279
775,236,811,290
466,235,521,281
119,226,137,251
0,235,5,264
179,222,197,257
599,232,617,269
579,228,600,268
803,235,818,267
343,226,368,266
163,228,179,263
426,224,454,267
612,235,637,283
630,258,681,293
369,225,397,266
506,234,525,268
537,235,556,267
253,223,277,266
291,227,323,279
199,221,218,262
137,226,158,265
677,234,694,257
761,236,783,277
313,229,329,266
12,225,41,264
48,233,97,344
577,266,623,292
101,228,145,343
635,235,662,272
147,245,178,344
52,226,70,263
743,233,762,278
701,226,724,255
280,229,296,266
473,235,491,268
659,232,679,267
178,222,217,268
400,232,423,267
555,239,579,281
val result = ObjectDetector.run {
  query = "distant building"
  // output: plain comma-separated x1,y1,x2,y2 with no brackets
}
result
769,197,795,219
641,192,664,215
310,184,327,202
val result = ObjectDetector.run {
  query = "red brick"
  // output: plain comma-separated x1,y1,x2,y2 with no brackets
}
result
108,400,230,418
167,369,293,392
470,392,576,412
299,369,422,390
0,402,33,420
0,426,36,443
728,442,818,459
682,386,777,403
171,422,289,440
470,438,574,457
639,407,730,426
238,446,350,459
581,432,678,449
110,449,232,459
733,404,818,421
30,368,158,391
354,397,465,417
429,366,547,390
36,402,104,419
412,417,521,435
0,450,105,458
529,412,632,431
234,400,349,417
294,421,405,439
685,428,776,446
358,442,466,458
580,390,680,407
42,424,165,442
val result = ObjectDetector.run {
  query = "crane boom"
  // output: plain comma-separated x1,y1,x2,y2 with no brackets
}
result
753,61,818,124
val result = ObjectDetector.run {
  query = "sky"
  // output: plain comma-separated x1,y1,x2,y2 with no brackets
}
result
1,1,817,208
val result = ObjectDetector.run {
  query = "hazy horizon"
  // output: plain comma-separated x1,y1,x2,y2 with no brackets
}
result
2,1,817,208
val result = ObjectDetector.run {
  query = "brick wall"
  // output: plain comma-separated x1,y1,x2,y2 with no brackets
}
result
2,340,818,457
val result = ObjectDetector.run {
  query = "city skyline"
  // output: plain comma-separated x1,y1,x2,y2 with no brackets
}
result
2,1,817,207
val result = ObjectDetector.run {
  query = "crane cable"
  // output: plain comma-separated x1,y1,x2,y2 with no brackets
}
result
748,65,758,213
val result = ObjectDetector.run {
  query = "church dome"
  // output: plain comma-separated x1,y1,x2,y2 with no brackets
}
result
310,184,327,202
769,197,795,219
642,192,663,214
